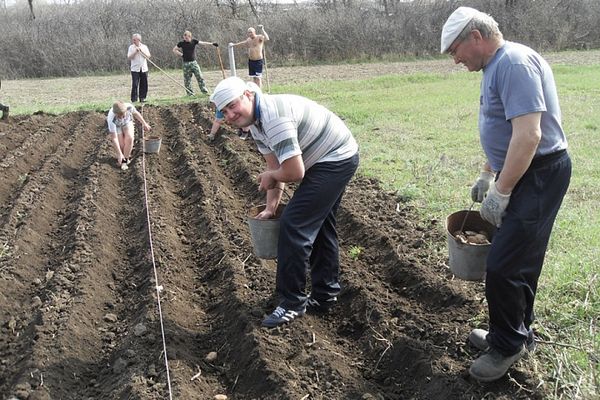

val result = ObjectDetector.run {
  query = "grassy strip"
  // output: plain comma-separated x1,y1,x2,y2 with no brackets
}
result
275,66,599,398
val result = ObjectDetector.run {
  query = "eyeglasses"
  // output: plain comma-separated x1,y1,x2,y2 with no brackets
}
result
447,40,464,57
448,30,474,57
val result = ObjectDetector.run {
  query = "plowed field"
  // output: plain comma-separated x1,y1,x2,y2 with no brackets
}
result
0,102,544,400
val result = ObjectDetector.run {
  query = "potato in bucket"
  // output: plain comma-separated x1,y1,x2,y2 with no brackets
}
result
445,210,495,280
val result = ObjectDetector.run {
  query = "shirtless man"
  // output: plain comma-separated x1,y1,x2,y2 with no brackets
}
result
229,25,270,87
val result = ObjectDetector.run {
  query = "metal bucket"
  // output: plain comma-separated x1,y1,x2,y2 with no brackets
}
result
445,210,495,281
144,136,162,154
247,204,286,259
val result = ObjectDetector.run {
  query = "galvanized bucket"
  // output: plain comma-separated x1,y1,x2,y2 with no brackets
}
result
143,136,162,154
445,210,495,281
247,203,286,259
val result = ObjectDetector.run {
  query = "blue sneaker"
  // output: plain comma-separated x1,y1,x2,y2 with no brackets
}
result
306,295,337,313
262,306,305,328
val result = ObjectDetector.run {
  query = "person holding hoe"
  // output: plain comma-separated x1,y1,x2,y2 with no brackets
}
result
210,77,359,329
173,30,218,96
229,25,270,88
106,101,151,170
441,7,571,382
127,33,151,103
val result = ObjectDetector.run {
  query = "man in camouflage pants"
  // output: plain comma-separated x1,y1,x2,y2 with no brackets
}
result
172,30,218,96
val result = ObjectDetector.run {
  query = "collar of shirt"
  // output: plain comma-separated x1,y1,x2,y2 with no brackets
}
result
253,91,262,130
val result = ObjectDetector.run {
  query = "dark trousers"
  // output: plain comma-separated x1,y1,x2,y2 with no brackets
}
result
276,153,359,310
131,70,148,102
486,150,571,355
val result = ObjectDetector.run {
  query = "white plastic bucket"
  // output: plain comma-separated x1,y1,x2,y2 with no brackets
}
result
247,204,286,259
445,210,495,281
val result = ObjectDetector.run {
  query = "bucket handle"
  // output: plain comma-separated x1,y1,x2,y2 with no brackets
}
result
458,201,476,233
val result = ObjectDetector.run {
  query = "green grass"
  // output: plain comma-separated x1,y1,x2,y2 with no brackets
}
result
275,66,599,399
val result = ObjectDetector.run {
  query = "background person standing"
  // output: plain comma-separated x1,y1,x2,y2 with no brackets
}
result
173,30,218,96
229,25,270,87
127,33,151,103
441,7,571,382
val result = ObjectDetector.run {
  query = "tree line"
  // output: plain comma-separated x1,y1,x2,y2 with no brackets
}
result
1,0,599,79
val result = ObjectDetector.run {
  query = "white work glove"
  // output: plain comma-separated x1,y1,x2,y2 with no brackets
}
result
258,24,264,30
471,171,495,203
228,42,234,47
480,182,510,228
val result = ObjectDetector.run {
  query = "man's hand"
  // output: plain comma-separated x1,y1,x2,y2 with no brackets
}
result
257,171,277,192
212,42,219,47
471,171,495,203
258,24,264,30
255,208,275,220
480,183,510,228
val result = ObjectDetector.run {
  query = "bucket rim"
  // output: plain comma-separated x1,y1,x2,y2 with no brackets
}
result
446,209,494,246
247,203,286,219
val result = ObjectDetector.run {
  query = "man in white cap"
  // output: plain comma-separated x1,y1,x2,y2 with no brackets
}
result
441,7,571,382
210,77,359,328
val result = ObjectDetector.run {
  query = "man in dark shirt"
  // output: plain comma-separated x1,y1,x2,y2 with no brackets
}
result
172,30,218,96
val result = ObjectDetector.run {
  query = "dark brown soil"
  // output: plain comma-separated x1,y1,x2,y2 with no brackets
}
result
0,104,545,399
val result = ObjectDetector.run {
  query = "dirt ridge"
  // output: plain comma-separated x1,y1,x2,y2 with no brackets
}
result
0,105,545,399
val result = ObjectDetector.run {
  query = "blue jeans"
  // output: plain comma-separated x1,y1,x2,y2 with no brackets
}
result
276,153,359,310
486,150,571,355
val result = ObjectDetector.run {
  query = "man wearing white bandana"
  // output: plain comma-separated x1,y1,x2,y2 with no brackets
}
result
211,77,359,328
441,7,571,382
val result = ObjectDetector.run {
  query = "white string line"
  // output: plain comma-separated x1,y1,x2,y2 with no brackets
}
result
139,104,174,399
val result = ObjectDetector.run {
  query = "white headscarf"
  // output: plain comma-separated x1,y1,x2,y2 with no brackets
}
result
210,77,262,111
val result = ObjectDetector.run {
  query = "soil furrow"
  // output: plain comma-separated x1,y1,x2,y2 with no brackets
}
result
0,105,543,400
183,104,390,398
0,114,109,398
137,105,292,399
0,113,83,219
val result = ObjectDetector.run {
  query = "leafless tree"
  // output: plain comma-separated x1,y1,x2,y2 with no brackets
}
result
0,0,599,79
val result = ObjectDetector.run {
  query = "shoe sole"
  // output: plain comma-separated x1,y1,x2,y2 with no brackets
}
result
469,366,511,382
469,348,525,382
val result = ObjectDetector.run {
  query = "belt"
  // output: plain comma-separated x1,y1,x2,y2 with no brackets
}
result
529,149,567,169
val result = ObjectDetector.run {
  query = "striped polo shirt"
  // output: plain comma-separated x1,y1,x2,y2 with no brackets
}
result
249,93,358,169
